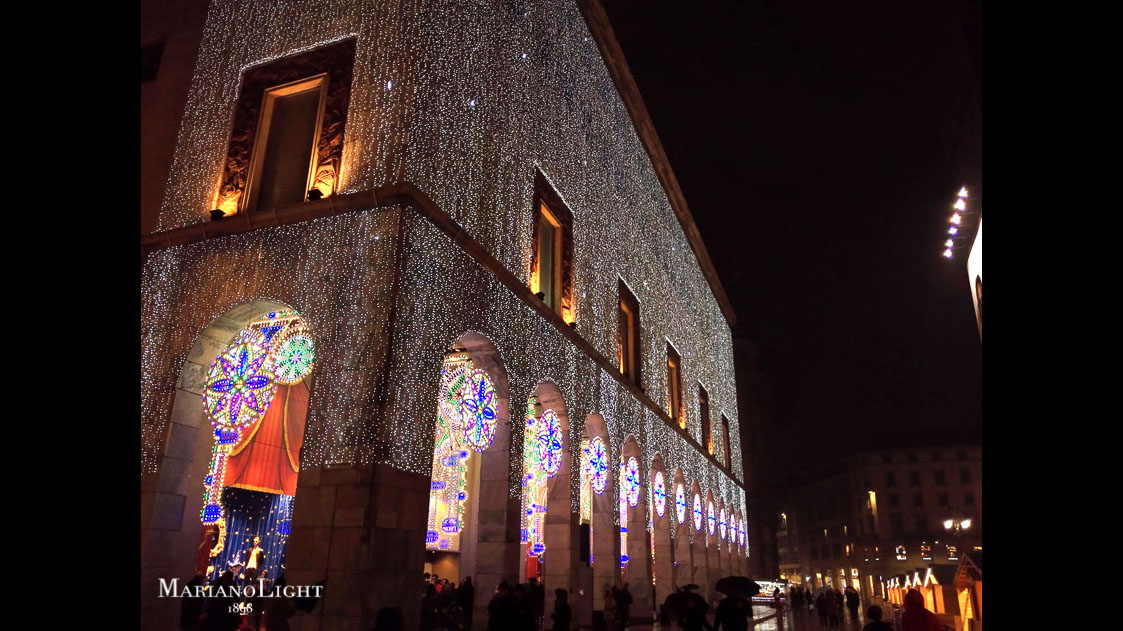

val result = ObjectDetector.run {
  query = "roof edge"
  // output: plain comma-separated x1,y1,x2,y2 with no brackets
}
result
576,0,737,327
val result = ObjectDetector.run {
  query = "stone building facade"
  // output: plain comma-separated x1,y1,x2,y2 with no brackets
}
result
776,445,982,602
140,1,750,629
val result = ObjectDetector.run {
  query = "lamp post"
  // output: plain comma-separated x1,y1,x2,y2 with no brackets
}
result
942,518,972,561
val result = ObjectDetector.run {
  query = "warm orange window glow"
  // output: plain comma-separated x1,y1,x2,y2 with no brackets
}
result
699,385,711,453
618,281,641,385
667,344,683,427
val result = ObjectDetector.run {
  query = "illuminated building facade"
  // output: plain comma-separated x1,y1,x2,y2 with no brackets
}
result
776,446,981,602
140,1,749,629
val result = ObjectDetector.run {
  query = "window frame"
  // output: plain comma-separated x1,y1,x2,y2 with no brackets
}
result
618,279,641,386
242,73,329,214
530,170,575,322
721,414,731,466
666,342,684,428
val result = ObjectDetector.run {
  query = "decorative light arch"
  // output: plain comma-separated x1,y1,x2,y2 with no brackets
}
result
675,482,687,525
693,492,703,532
652,470,666,518
426,352,499,552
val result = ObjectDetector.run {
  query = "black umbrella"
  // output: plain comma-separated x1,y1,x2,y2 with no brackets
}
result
715,576,760,599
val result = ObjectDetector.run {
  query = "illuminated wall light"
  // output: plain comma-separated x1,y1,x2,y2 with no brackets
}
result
950,214,961,225
945,240,953,248
954,198,966,211
948,226,958,235
943,249,953,258
958,187,968,198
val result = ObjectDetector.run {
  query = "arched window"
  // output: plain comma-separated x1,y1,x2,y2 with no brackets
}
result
197,310,315,581
426,352,497,554
522,397,563,578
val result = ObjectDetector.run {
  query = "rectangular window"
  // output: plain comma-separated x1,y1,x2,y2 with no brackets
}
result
885,472,896,487
246,75,327,212
666,344,683,428
964,493,975,506
938,493,949,507
888,493,899,508
530,170,575,320
914,513,928,534
913,493,924,508
909,471,920,487
934,470,946,486
215,39,355,217
618,280,641,386
721,415,732,467
698,385,711,450
960,468,971,484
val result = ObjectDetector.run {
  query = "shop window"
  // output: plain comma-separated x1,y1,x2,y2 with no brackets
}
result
666,344,683,427
530,170,574,321
214,39,356,216
618,280,641,386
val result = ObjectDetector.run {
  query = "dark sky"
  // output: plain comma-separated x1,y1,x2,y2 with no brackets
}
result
601,0,982,485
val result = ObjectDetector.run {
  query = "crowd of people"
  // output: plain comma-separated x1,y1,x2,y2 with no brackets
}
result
181,566,948,631
179,561,316,631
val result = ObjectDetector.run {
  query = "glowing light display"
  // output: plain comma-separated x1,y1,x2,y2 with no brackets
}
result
653,471,666,517
274,334,315,384
198,311,312,531
204,330,276,433
707,499,716,536
675,483,687,524
426,354,490,552
693,493,703,532
719,507,727,540
522,400,564,559
585,437,608,495
624,457,641,507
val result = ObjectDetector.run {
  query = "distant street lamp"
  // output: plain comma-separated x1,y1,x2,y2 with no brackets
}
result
943,517,972,560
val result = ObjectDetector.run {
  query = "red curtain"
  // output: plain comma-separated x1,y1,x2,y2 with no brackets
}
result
224,380,309,496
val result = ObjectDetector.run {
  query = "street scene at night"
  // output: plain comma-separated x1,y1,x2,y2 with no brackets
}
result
141,1,981,630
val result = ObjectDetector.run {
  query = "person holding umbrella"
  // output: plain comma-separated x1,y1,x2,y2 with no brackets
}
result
665,584,712,631
713,577,758,631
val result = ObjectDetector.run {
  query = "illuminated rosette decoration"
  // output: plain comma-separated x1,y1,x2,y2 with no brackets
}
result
719,507,727,540
653,471,666,517
675,484,687,525
707,500,716,536
272,333,315,384
729,517,738,545
739,518,746,547
459,369,497,451
539,409,563,477
624,457,641,507
693,494,703,531
203,329,277,434
585,437,608,494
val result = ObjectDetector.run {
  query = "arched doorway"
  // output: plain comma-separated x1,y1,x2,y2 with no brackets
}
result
671,469,692,591
581,414,615,626
140,300,313,629
689,481,707,596
196,308,316,583
519,380,574,621
422,332,515,626
650,454,673,608
705,490,721,603
619,435,654,620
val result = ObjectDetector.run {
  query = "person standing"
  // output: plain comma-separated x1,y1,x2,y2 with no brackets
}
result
815,590,828,629
616,583,634,630
458,576,476,631
551,588,572,631
712,590,752,631
861,605,893,631
900,589,940,631
603,588,618,631
845,586,860,622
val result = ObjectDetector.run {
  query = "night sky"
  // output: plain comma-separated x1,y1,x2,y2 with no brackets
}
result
601,0,982,486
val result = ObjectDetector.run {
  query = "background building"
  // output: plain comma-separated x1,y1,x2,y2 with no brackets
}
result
140,1,751,629
775,445,982,602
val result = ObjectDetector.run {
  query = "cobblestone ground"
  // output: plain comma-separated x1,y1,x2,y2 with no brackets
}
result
626,604,877,631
